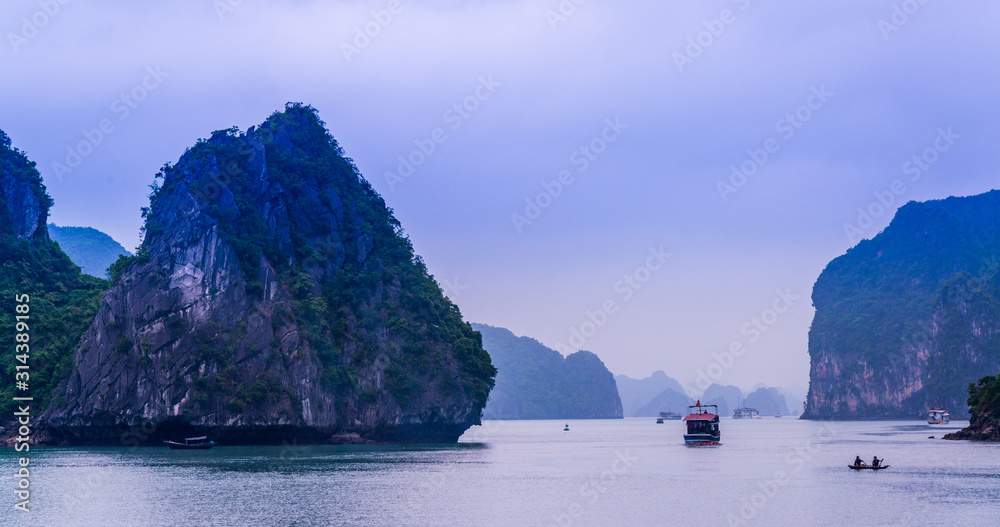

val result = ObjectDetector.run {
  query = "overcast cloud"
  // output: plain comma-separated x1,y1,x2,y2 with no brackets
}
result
3,0,999,393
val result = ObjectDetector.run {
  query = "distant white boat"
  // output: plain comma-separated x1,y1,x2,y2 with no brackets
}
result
774,411,782,418
732,407,759,419
927,408,950,424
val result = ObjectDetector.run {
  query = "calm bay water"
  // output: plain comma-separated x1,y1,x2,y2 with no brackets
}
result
3,418,998,526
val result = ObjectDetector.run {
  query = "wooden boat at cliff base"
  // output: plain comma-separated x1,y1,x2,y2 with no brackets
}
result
163,436,216,449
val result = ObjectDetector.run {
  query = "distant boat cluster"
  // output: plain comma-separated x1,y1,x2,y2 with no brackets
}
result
656,411,682,423
732,407,760,419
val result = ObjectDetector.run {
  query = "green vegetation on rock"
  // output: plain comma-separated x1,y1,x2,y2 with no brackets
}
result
0,130,108,419
944,374,1000,441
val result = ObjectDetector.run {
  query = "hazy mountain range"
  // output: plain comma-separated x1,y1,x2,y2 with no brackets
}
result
47,224,131,278
473,323,622,420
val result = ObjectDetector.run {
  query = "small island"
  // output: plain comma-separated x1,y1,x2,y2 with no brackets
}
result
944,374,1000,441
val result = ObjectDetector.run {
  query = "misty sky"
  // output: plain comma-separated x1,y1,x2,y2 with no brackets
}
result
3,1,999,394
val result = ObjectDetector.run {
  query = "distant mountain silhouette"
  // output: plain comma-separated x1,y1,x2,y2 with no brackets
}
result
473,323,622,419
744,387,790,415
615,371,686,416
48,224,131,278
634,387,694,417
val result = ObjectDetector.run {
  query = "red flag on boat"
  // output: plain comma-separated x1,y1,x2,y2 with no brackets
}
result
696,399,700,406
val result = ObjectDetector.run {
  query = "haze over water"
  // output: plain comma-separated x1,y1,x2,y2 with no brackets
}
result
5,419,997,526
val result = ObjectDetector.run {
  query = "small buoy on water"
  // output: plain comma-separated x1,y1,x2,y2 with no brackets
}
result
563,423,569,431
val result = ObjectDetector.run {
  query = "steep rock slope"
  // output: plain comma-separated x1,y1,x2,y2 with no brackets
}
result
42,105,495,444
805,191,1000,419
473,323,622,419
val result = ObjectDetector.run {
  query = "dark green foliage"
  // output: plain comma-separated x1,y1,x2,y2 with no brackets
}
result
47,224,131,278
966,374,1000,424
0,132,108,418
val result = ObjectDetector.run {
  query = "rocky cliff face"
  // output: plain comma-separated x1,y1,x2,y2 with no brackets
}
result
473,323,622,419
41,105,495,445
804,191,1000,419
0,130,50,240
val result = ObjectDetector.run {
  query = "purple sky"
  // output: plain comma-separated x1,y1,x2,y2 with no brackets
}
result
3,0,999,393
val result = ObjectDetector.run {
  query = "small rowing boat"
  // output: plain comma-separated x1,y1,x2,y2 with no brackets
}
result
163,436,215,449
848,465,889,470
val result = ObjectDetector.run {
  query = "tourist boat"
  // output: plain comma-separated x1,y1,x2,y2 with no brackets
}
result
656,416,664,424
732,407,759,419
659,410,682,421
926,408,950,424
775,411,782,418
163,436,216,449
683,401,721,446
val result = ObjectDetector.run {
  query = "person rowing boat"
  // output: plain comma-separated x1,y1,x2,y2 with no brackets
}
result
872,456,883,468
854,455,864,467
